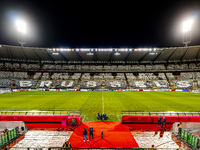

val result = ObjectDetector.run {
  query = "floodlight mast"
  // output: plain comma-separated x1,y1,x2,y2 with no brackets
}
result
16,21,26,47
182,20,193,47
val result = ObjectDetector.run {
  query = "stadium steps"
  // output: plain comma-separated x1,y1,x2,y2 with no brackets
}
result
53,80,59,88
149,80,155,88
36,80,41,88
102,80,105,89
174,75,180,80
193,80,197,90
114,76,117,80
170,80,176,88
135,76,139,80
90,75,93,80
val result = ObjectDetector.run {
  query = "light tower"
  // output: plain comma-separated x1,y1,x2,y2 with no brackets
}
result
182,20,193,47
16,21,26,47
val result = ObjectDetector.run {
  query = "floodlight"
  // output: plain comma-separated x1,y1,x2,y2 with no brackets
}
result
183,20,193,32
16,21,26,33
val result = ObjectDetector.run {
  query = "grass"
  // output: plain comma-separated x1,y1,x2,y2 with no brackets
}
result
0,91,200,121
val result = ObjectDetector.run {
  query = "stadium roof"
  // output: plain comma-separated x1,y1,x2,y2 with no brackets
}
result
0,44,200,64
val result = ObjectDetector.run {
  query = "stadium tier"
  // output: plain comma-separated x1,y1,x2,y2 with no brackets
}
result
0,44,200,90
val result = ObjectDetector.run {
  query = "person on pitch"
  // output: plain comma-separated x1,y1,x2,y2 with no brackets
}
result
157,115,161,127
89,126,94,140
161,117,167,129
83,127,89,142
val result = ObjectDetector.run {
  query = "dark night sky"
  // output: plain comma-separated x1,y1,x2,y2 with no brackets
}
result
0,0,200,48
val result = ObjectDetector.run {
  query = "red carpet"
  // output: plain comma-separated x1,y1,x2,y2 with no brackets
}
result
68,121,139,148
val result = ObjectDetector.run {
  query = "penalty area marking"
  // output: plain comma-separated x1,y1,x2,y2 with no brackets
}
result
102,91,104,114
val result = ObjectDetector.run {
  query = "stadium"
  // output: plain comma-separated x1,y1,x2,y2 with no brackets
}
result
1,1,200,150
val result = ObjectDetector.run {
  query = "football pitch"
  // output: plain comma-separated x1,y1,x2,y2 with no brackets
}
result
0,91,200,121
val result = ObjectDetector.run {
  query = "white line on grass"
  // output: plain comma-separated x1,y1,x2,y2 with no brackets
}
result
82,115,86,121
117,115,120,121
102,91,104,114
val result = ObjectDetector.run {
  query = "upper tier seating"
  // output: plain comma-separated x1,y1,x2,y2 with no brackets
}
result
152,80,169,88
158,73,166,80
0,80,12,88
14,72,28,79
105,81,127,89
189,63,198,69
90,65,103,70
82,73,90,80
62,65,75,70
126,73,136,80
15,80,37,89
21,64,40,70
55,81,78,88
167,64,188,70
129,81,153,89
71,73,81,80
0,71,13,79
132,65,145,71
80,81,102,89
39,80,55,88
43,64,55,70
118,65,130,70
5,62,13,69
154,64,166,70
173,80,193,89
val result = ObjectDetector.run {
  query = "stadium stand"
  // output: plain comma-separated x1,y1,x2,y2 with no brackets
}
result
198,80,200,89
166,73,175,80
15,80,37,89
82,73,91,80
0,71,13,79
116,73,125,80
126,73,136,80
158,73,166,80
152,80,169,88
129,81,153,89
93,73,103,80
0,79,12,88
105,81,127,89
55,81,78,88
41,73,50,80
14,72,28,79
173,80,193,89
80,81,102,89
43,64,55,70
146,73,157,80
39,80,55,88
104,73,114,80
33,72,42,80
0,62,4,68
132,65,145,71
71,73,81,80
180,72,195,80
138,73,148,80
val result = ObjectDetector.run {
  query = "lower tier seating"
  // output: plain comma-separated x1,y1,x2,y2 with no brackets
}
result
0,80,12,88
39,80,55,88
129,81,153,89
152,80,169,88
80,81,102,89
172,80,193,89
105,81,127,89
55,81,78,89
15,80,37,89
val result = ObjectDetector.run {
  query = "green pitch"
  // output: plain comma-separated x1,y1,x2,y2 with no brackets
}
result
0,91,200,121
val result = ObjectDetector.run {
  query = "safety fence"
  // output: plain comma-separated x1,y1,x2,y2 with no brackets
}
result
180,128,199,148
0,128,18,147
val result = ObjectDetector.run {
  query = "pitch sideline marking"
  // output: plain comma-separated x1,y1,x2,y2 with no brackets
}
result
82,115,86,121
102,91,104,114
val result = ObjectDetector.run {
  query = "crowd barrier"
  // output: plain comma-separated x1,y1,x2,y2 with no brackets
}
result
0,114,82,129
0,128,17,147
180,128,199,148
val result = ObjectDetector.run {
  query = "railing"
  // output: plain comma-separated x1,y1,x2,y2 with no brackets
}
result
121,111,200,116
0,110,82,116
0,128,18,148
180,128,199,148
